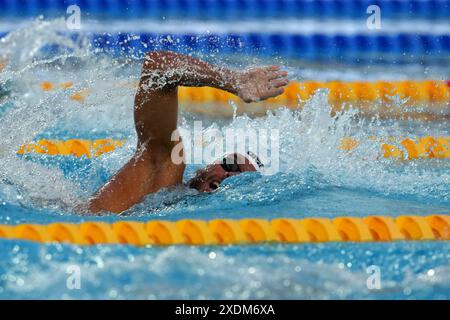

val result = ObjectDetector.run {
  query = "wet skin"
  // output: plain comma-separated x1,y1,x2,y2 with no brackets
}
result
187,153,258,192
88,51,289,214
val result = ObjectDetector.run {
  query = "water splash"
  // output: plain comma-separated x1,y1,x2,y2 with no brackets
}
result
0,18,449,215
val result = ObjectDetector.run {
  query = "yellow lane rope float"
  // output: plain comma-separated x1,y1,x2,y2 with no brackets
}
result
17,139,125,158
39,80,450,119
340,136,450,160
0,215,448,246
17,136,450,160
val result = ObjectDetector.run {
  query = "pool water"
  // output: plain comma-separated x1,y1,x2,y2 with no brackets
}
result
0,19,449,299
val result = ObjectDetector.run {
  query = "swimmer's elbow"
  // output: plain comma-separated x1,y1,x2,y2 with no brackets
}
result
85,197,107,215
143,51,176,72
87,194,126,215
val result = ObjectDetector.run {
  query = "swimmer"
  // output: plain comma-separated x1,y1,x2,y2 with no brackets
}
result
88,51,289,214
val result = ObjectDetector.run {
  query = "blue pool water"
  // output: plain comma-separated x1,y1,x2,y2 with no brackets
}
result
0,18,449,299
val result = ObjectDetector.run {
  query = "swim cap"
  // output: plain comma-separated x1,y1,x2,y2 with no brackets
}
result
218,151,265,174
245,150,265,173
245,150,278,176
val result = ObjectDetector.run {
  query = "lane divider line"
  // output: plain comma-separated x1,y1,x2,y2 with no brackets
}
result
39,80,450,104
0,215,448,246
1,0,449,20
17,137,450,160
36,79,450,119
17,139,125,158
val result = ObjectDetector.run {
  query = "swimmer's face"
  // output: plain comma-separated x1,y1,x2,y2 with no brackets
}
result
187,153,256,192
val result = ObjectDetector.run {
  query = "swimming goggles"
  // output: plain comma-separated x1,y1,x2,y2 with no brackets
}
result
220,154,242,173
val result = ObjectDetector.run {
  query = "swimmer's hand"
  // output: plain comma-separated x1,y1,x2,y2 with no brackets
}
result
236,66,289,103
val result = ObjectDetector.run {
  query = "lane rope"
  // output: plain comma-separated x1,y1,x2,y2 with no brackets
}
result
39,80,450,103
0,0,448,20
2,32,448,61
180,80,450,105
17,139,125,158
91,32,450,60
0,215,448,246
37,79,450,118
17,136,450,160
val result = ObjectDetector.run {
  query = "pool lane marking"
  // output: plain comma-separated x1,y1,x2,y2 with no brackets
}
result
17,137,450,160
0,215,448,246
38,79,450,105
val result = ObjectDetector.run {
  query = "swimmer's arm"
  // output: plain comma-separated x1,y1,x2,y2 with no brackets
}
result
87,51,288,214
140,51,240,94
135,50,289,145
89,51,244,214
134,51,241,146
140,51,288,102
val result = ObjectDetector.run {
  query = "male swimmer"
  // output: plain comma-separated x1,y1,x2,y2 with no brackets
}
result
88,51,289,214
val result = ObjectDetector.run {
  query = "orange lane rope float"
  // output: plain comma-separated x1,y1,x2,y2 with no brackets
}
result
17,136,450,160
17,139,125,158
39,80,450,119
0,215,448,246
339,136,450,160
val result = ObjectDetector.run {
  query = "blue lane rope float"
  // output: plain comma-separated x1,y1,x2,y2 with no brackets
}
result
1,31,448,62
90,32,450,61
0,0,449,20
0,215,448,246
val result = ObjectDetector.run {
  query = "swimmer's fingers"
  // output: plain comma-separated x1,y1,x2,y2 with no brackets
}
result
248,66,279,74
260,87,285,100
270,78,289,88
264,66,280,72
268,70,288,81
